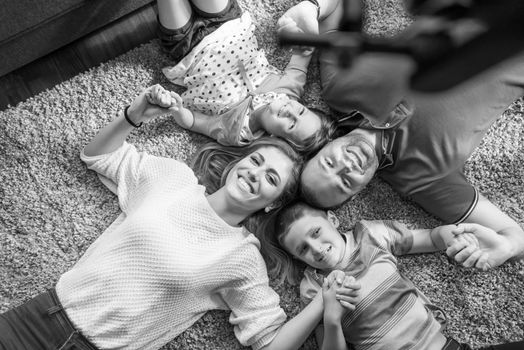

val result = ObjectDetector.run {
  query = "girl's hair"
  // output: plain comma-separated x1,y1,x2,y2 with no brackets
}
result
289,107,336,156
259,201,320,285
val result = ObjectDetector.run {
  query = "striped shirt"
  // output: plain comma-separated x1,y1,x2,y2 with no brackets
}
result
300,220,447,350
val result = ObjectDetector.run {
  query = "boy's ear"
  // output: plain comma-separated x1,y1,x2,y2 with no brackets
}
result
326,210,339,228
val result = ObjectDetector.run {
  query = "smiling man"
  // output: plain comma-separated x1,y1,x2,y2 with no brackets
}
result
280,0,524,269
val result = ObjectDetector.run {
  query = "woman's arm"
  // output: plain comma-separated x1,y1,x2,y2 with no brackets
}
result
84,84,175,157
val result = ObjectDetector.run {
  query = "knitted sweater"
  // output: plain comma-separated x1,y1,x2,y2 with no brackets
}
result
55,142,286,350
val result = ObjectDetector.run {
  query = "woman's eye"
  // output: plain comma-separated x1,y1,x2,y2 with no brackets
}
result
342,177,351,188
325,158,334,167
251,156,260,165
266,174,277,186
289,120,296,130
312,228,320,238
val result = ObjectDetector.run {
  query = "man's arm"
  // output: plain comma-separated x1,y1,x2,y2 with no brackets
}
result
448,194,524,267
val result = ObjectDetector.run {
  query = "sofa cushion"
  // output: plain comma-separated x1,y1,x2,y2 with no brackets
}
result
0,0,154,76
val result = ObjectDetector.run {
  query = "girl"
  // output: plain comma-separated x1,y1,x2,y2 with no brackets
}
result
157,0,335,154
0,85,357,350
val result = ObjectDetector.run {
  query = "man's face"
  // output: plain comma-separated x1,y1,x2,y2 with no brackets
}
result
301,132,379,208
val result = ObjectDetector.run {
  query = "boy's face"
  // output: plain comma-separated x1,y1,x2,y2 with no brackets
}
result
260,96,321,146
282,211,347,270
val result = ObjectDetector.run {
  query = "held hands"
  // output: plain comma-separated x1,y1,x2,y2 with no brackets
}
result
445,223,513,271
277,1,319,56
322,270,360,324
127,85,194,128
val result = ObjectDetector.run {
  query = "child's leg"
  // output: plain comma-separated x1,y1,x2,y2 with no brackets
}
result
157,0,192,30
190,0,229,15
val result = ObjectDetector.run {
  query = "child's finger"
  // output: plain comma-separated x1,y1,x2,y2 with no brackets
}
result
475,253,491,271
462,249,482,268
335,287,360,298
169,91,183,106
339,300,356,311
451,225,465,236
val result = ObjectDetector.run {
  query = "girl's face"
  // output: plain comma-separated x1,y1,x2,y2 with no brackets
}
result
282,212,346,270
223,146,294,212
260,96,321,146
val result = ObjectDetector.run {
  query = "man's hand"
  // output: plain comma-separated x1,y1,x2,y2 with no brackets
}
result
446,223,513,270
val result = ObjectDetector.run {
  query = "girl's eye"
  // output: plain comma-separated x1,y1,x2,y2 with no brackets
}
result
299,245,307,256
251,155,260,165
289,120,296,130
325,158,334,167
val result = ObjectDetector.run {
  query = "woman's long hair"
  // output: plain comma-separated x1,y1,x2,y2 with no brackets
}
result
192,137,304,277
191,136,303,203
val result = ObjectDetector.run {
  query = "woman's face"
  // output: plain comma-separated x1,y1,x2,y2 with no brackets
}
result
260,96,321,146
224,146,294,212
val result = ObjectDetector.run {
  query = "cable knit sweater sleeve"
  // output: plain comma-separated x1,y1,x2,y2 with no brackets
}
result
222,243,287,350
80,142,196,213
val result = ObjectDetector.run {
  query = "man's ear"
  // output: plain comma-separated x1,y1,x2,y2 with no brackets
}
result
326,210,340,228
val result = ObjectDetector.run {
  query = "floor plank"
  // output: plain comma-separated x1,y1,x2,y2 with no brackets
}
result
0,3,157,111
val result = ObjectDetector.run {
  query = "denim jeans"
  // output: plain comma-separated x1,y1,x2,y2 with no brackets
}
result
0,288,98,350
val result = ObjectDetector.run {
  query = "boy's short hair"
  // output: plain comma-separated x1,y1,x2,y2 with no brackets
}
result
269,201,328,284
290,107,336,156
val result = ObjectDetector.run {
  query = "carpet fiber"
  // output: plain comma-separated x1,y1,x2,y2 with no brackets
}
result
1,0,523,349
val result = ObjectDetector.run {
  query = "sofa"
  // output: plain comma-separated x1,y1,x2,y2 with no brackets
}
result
0,0,154,77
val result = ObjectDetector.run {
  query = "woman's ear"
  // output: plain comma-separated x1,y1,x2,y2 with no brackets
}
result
265,201,282,213
326,210,340,228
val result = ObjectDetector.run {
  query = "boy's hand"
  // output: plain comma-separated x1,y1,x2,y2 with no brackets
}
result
324,270,360,310
446,223,513,270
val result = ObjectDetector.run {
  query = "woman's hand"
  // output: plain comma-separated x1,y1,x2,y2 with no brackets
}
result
126,84,176,125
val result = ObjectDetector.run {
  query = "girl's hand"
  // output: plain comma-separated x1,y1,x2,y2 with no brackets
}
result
126,84,175,125
165,91,195,130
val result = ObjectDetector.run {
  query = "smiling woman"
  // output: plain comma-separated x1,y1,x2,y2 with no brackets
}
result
0,85,367,350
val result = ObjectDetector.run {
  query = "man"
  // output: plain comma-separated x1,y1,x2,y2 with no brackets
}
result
278,0,524,268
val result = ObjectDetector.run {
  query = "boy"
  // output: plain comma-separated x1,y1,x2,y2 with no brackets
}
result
269,201,521,350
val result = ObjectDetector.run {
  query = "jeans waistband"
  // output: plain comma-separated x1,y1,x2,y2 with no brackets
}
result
46,288,99,350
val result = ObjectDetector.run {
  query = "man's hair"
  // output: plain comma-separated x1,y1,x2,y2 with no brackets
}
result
257,200,327,285
288,107,336,156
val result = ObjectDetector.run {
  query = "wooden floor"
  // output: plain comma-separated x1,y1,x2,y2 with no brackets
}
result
0,3,158,111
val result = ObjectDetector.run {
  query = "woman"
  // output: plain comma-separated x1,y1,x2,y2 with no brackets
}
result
0,85,359,350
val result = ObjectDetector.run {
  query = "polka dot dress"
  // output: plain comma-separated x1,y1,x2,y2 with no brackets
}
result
163,13,281,115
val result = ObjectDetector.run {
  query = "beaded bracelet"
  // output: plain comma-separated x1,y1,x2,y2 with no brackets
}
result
124,105,143,128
